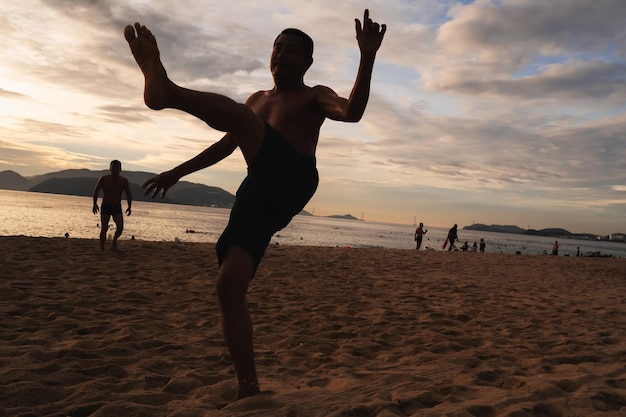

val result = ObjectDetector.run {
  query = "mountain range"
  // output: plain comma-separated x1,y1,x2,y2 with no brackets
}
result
0,169,235,208
0,169,332,217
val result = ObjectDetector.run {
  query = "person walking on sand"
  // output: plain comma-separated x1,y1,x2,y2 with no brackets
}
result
124,10,385,400
552,240,559,256
92,160,132,251
414,222,427,250
445,224,458,251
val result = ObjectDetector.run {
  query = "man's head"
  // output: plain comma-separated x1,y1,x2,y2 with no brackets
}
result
277,29,313,58
271,28,314,79
109,160,122,175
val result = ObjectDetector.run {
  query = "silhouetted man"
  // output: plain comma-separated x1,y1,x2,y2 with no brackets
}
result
125,9,385,399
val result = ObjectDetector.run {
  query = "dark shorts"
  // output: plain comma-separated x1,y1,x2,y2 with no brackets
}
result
216,123,319,272
101,202,123,216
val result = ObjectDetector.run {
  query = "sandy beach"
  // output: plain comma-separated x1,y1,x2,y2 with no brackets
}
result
1,236,625,416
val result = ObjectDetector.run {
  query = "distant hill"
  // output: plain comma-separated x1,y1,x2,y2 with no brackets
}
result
462,224,527,234
531,228,573,237
462,223,603,241
464,223,574,236
28,169,160,189
0,170,33,190
1,169,235,208
326,214,361,221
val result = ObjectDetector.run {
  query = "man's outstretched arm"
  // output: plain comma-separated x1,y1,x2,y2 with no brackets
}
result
317,9,386,122
143,134,237,198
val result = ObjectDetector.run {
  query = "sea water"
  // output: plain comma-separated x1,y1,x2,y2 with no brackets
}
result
1,190,625,257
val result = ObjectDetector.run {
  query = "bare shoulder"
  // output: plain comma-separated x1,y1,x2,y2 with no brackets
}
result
311,84,339,97
245,90,271,105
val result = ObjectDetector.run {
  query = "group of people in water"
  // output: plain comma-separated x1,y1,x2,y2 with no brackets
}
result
414,222,486,252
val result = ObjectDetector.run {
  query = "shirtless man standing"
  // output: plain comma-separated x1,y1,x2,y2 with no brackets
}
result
92,160,132,251
414,222,428,250
124,9,385,399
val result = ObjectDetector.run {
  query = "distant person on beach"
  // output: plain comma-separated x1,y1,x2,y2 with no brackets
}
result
445,224,458,251
92,160,132,251
552,240,559,256
460,241,469,252
471,241,477,252
479,238,486,252
414,222,427,250
124,10,385,400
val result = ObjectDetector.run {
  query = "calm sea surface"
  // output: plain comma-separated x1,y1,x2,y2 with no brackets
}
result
1,190,625,257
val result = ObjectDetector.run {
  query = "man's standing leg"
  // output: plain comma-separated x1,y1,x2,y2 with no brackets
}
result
99,212,111,251
215,245,259,399
112,213,124,250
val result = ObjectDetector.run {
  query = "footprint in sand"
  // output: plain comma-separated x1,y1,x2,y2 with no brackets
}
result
307,377,330,388
591,391,626,412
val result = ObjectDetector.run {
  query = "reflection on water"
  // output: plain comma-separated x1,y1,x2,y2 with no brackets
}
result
1,190,625,257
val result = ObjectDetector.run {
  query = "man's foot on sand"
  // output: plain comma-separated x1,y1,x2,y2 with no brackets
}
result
124,22,170,110
220,391,279,411
236,376,261,400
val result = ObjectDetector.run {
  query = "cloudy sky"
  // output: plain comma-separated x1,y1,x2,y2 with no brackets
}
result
2,0,625,234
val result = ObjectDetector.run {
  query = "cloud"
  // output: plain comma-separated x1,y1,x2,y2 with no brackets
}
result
0,139,104,174
1,0,625,234
0,88,29,99
425,0,626,101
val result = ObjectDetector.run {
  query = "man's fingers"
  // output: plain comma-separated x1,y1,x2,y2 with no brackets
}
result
142,177,155,188
144,183,155,196
363,9,369,24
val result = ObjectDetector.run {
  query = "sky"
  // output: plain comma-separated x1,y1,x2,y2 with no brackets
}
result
1,0,626,235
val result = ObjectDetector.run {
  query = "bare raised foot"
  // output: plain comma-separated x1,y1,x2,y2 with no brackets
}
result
124,22,170,110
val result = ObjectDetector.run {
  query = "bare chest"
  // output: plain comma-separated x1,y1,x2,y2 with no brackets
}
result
249,92,323,155
255,92,318,125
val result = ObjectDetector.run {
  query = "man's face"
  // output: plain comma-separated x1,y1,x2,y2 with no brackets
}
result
109,163,121,175
271,34,312,78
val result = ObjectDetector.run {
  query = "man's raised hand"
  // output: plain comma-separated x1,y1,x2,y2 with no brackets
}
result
355,9,386,56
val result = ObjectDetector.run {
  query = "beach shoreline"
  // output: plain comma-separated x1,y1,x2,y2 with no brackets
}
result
1,236,625,416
